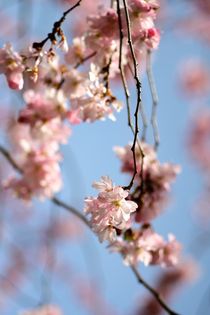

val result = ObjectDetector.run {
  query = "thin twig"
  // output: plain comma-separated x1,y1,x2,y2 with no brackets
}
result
52,197,91,229
146,49,160,150
131,265,181,315
0,145,180,315
116,0,135,137
127,63,148,141
32,0,82,50
55,51,97,90
0,145,22,173
74,51,97,69
122,0,144,191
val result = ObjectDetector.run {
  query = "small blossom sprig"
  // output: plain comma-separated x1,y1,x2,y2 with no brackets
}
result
84,174,181,269
84,176,137,242
110,225,181,267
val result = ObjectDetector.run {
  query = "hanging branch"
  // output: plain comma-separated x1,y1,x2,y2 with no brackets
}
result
131,265,181,315
122,0,144,191
32,0,82,50
146,49,160,150
116,0,135,136
126,64,148,141
0,145,180,315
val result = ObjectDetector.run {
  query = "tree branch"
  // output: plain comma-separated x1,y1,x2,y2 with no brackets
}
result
131,265,181,315
32,0,82,50
122,0,144,191
116,0,135,138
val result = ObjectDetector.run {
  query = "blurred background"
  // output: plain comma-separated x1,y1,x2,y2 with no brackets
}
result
0,0,210,314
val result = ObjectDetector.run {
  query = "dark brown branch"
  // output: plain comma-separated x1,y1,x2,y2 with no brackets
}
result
127,64,148,141
146,49,160,150
52,197,91,228
122,0,144,191
116,0,135,137
54,51,97,91
131,265,181,315
0,145,22,173
32,0,82,50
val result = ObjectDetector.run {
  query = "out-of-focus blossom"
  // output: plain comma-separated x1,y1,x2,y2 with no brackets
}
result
65,37,87,66
5,145,62,200
20,305,63,315
115,142,180,222
84,176,138,242
188,109,210,171
86,8,118,50
18,90,67,126
110,226,181,267
128,0,159,13
0,43,24,90
179,59,210,97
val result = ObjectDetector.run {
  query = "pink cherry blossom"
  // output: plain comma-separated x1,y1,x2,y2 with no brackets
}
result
128,0,159,13
180,59,210,96
69,64,122,122
0,43,24,90
84,176,138,242
188,109,210,171
110,226,181,267
18,90,67,126
86,8,118,49
114,142,156,174
5,145,62,200
115,142,180,222
65,37,87,65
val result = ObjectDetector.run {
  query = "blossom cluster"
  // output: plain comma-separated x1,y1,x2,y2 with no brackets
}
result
84,141,181,268
110,225,181,267
84,176,137,242
114,142,181,222
5,89,70,200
